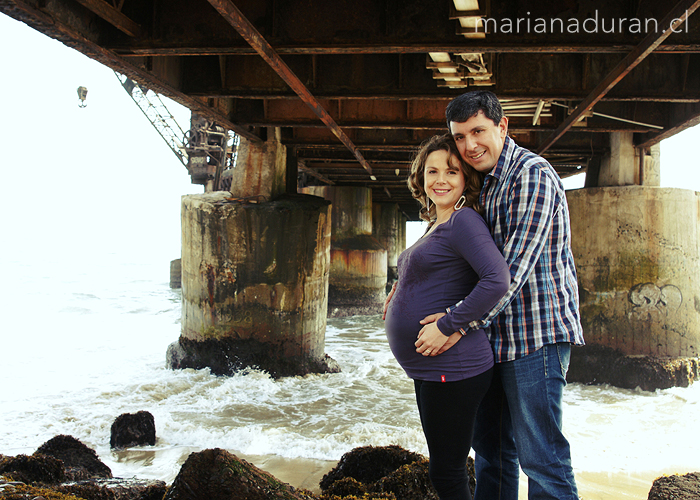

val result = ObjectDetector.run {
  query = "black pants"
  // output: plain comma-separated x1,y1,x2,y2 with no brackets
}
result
414,368,493,500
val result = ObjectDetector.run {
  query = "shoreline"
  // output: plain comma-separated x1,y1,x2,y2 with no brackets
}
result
234,452,693,500
4,442,696,499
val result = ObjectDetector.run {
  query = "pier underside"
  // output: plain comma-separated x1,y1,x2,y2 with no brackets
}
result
5,0,700,386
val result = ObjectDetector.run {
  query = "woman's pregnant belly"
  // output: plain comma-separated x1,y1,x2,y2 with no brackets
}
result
384,284,493,382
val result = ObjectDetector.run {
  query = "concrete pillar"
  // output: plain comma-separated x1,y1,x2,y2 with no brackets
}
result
566,186,700,390
372,202,406,284
167,129,339,378
301,186,388,317
598,132,637,187
641,144,661,187
167,192,338,377
227,128,287,201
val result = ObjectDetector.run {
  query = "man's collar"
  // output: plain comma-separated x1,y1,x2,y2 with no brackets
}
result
488,135,514,180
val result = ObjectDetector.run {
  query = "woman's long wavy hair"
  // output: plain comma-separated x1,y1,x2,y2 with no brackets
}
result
407,133,485,223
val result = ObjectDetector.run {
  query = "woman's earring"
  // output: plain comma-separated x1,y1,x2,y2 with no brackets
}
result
454,195,466,210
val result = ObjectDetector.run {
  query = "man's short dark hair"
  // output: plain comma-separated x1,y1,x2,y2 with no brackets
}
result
446,90,504,128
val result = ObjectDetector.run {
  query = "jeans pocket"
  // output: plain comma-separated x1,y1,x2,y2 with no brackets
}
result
556,342,571,379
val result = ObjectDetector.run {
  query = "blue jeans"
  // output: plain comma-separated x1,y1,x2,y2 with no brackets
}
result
472,343,578,500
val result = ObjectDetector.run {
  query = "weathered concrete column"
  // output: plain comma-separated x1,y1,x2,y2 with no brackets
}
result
641,144,661,187
301,186,388,317
372,202,406,285
168,129,339,377
227,128,287,202
167,192,338,377
566,186,700,390
598,132,637,187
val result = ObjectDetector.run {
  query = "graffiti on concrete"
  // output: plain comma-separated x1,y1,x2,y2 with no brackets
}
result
628,283,682,321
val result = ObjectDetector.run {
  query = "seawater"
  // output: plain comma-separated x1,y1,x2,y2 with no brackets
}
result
1,251,699,500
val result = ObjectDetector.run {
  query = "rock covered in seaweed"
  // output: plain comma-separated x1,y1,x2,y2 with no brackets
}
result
319,445,441,500
648,472,700,499
163,448,316,500
319,445,423,490
0,453,65,485
36,435,112,480
0,478,84,499
0,435,165,500
110,411,156,449
55,477,167,500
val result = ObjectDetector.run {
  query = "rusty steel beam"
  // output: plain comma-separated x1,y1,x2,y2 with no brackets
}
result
298,161,335,185
206,0,375,180
73,0,142,37
112,43,700,57
538,0,700,154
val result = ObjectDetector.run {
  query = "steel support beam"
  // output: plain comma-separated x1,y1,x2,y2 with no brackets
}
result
538,0,700,154
206,0,375,180
73,0,141,37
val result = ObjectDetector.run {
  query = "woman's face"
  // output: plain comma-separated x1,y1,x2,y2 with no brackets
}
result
423,149,466,213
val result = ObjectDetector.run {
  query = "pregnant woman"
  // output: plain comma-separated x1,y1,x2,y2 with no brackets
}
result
384,133,509,500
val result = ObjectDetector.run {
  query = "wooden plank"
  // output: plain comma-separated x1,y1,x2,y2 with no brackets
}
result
73,0,142,37
206,0,375,180
538,0,700,154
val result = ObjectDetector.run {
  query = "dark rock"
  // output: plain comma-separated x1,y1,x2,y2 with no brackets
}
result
167,337,341,379
56,478,168,500
163,448,317,500
36,435,112,480
320,493,395,500
648,472,700,499
319,446,473,500
321,477,367,498
372,459,439,500
0,454,65,485
0,481,84,499
110,412,156,449
319,445,423,490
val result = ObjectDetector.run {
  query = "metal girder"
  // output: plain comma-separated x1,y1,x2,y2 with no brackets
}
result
73,0,141,37
111,42,700,57
538,0,700,153
181,52,700,103
206,0,376,180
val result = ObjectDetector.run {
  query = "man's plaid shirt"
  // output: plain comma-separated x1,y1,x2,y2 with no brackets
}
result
462,136,584,362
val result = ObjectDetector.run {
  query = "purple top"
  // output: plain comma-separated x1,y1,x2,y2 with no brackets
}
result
384,207,510,382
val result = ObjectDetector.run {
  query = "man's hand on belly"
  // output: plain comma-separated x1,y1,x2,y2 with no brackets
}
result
415,315,450,356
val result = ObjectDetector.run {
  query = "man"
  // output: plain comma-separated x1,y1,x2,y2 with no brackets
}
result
413,90,584,499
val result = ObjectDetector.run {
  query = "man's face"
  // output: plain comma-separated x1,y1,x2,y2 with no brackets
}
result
449,111,508,174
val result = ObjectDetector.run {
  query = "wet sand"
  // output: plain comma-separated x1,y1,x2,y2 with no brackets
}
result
236,453,336,493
